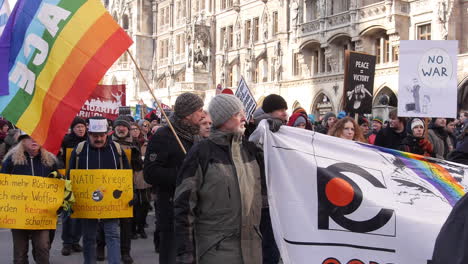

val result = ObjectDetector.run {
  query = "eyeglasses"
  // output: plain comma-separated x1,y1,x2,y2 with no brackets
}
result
131,128,139,131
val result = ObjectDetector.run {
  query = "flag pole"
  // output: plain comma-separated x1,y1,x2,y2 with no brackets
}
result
126,50,187,155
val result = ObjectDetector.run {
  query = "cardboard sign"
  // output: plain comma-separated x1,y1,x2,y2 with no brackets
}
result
78,84,126,120
398,40,458,118
0,174,64,230
235,77,257,121
343,51,376,114
71,169,133,219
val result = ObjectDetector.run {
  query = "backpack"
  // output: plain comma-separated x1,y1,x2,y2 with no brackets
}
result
74,141,124,169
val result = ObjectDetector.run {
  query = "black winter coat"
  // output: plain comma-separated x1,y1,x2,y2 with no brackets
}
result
447,139,468,165
59,132,86,166
432,193,468,263
68,138,130,172
375,126,407,150
399,135,427,156
143,126,193,194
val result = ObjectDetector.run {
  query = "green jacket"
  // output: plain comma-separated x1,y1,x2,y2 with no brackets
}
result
174,130,263,264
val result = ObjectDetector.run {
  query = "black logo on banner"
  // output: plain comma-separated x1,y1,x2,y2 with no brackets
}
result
317,162,394,234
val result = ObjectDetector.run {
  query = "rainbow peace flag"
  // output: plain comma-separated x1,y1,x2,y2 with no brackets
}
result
362,144,466,206
0,0,132,153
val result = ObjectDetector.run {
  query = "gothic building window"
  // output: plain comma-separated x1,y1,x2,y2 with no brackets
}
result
159,39,169,60
220,27,226,50
271,58,276,81
417,24,431,40
221,0,233,10
253,17,259,42
330,0,349,15
159,6,170,29
293,53,301,76
176,34,186,55
227,68,233,87
245,20,251,44
392,45,399,62
272,12,278,36
122,14,129,30
253,61,260,83
375,36,389,64
361,0,383,6
228,26,234,48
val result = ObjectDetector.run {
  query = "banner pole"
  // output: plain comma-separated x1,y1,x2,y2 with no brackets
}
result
126,50,187,155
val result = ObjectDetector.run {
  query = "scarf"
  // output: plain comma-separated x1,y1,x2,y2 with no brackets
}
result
170,114,201,143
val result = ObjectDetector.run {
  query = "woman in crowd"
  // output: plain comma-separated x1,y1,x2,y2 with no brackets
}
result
399,118,433,156
287,112,311,130
328,117,366,143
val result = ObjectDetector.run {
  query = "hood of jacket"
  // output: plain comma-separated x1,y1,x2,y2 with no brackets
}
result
4,142,57,167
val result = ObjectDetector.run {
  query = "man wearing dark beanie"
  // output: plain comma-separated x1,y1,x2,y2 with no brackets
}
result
59,116,87,256
250,94,288,264
144,92,205,264
261,94,288,121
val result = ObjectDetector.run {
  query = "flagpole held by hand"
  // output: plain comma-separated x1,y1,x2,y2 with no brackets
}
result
126,50,187,155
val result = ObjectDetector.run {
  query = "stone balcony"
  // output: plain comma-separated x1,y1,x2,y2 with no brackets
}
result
299,0,410,36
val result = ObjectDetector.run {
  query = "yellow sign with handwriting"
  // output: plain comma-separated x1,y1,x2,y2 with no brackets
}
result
0,174,65,230
70,169,133,219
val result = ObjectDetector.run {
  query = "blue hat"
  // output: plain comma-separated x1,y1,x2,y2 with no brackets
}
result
308,114,315,123
337,111,346,119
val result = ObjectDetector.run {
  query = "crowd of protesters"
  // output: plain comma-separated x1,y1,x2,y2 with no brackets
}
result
1,92,468,264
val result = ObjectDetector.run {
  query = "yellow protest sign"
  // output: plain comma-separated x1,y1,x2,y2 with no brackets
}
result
66,148,73,171
0,174,64,230
71,169,133,219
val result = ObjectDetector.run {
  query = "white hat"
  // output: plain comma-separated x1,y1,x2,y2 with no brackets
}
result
88,118,108,133
411,118,424,131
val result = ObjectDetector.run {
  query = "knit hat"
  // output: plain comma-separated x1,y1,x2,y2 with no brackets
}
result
138,119,150,128
174,93,204,118
114,116,131,130
322,112,336,124
293,107,307,115
337,111,347,119
70,117,86,130
293,116,307,127
262,94,288,113
358,116,369,126
308,114,315,123
411,118,425,131
372,117,383,125
208,94,245,128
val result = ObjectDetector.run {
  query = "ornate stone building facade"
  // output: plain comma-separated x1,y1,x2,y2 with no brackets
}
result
103,0,467,119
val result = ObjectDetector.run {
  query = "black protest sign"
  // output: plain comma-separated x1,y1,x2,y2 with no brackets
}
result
343,51,376,114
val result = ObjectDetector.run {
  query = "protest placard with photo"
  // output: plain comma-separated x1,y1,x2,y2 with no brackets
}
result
343,51,376,114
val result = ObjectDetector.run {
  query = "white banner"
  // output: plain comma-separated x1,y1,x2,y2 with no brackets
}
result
235,76,257,121
252,121,468,264
0,0,10,35
398,40,458,118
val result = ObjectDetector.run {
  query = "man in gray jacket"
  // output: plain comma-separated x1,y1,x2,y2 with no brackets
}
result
174,94,263,264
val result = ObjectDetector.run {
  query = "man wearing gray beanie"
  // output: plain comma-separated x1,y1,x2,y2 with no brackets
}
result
144,92,205,264
174,94,263,264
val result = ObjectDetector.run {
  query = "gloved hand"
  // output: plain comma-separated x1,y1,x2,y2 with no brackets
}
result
419,139,433,154
267,118,283,132
128,199,135,207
